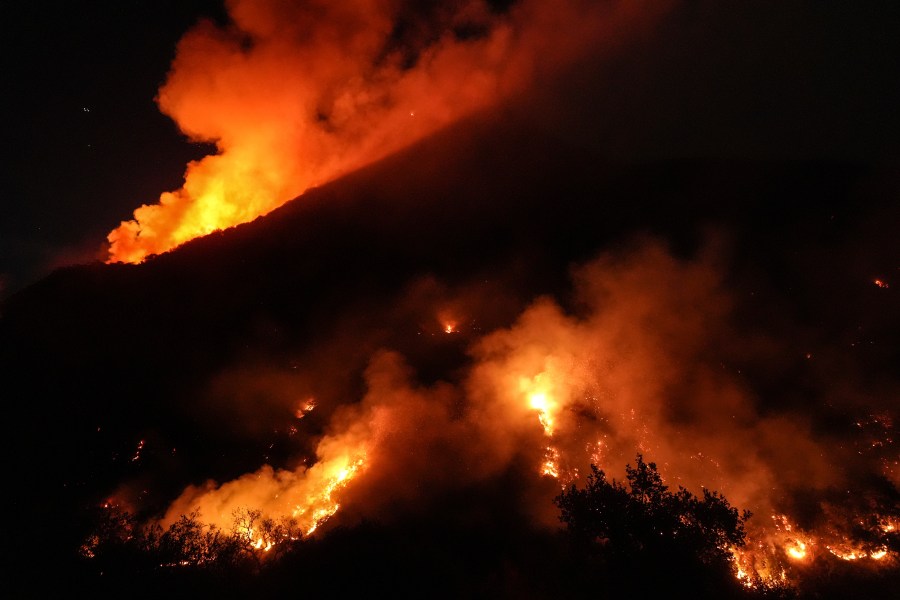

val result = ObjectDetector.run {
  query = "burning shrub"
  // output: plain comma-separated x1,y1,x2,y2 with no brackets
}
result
80,504,302,583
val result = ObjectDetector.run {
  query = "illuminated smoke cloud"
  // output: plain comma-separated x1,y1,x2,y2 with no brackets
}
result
98,1,897,585
106,0,668,262
158,240,897,582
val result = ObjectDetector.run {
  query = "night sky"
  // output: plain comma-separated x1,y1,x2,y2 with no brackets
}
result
3,1,225,294
3,1,900,296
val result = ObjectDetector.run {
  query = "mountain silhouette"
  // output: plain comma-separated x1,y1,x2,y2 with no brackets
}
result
3,104,898,597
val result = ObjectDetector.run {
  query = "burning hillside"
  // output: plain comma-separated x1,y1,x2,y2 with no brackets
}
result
3,0,899,597
99,240,896,594
106,0,668,263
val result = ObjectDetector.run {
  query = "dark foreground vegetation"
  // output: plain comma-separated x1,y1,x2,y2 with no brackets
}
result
66,457,787,599
59,455,899,599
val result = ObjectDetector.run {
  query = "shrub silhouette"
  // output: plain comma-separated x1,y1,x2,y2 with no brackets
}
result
555,454,757,597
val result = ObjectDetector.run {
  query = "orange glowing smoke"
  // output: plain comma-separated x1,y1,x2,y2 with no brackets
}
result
162,386,378,536
163,442,368,538
106,0,669,263
151,242,897,584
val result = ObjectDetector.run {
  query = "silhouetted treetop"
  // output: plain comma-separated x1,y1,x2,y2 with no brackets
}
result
556,454,750,567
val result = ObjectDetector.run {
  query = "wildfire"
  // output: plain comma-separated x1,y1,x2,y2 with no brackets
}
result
295,398,316,419
727,507,900,589
541,446,561,479
518,373,567,479
109,243,895,589
873,279,889,288
249,529,275,552
786,541,808,560
827,544,890,561
103,0,669,263
104,0,522,263
528,391,556,436
294,455,366,536
522,372,561,438
161,433,369,542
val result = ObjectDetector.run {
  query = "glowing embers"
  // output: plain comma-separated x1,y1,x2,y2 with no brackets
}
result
252,538,274,552
826,544,889,561
522,374,559,437
771,514,811,561
437,308,463,335
730,510,899,589
541,446,561,478
292,454,366,535
521,374,564,479
295,398,317,420
730,543,788,590
873,279,889,289
131,439,146,462
728,516,811,589
785,540,808,561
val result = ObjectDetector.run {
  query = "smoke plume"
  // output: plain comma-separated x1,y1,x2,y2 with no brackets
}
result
155,238,897,582
107,0,668,262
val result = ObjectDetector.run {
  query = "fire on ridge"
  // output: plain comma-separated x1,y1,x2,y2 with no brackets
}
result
105,0,667,263
89,243,898,591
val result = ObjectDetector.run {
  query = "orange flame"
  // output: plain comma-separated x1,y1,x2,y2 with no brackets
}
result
105,0,669,263
105,1,514,263
161,437,368,538
147,242,896,586
786,541,808,561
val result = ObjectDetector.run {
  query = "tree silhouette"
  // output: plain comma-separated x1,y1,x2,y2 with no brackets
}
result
80,503,303,585
555,454,756,597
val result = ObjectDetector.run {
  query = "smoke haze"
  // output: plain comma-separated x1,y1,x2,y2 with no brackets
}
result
4,1,899,593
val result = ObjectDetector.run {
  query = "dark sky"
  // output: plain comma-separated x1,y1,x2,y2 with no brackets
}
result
3,1,225,295
2,0,900,296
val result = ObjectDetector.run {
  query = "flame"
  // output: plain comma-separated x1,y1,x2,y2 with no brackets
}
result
523,374,560,437
727,509,899,588
108,0,509,263
250,536,274,552
140,243,897,586
827,542,892,562
873,279,889,288
520,373,567,479
107,0,507,262
786,541,808,560
105,0,669,262
294,455,366,535
161,437,368,538
295,398,316,419
131,439,145,462
438,307,461,334
541,445,561,478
